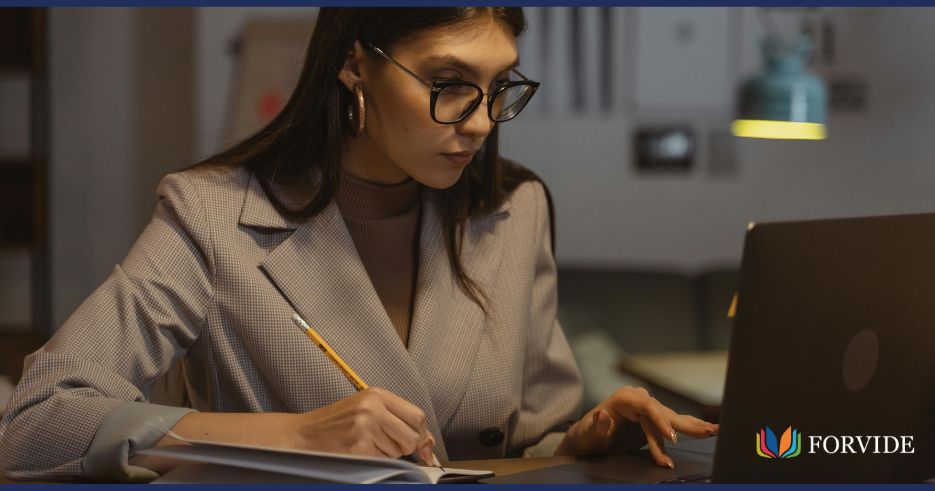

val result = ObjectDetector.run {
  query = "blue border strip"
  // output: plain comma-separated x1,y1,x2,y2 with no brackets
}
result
4,0,935,6
0,485,931,489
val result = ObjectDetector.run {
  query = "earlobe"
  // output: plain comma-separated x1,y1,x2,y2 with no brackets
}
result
338,40,366,92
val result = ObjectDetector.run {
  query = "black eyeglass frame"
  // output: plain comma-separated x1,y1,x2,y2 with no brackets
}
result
366,43,540,125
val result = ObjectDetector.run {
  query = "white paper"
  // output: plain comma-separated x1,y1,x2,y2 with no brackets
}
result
141,438,493,484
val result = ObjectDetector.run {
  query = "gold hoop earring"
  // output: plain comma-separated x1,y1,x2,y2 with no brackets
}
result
347,84,366,137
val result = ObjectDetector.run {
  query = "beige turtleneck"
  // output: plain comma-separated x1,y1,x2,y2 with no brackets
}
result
334,172,423,347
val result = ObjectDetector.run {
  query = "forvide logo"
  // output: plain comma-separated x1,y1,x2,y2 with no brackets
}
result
756,425,915,458
756,426,802,459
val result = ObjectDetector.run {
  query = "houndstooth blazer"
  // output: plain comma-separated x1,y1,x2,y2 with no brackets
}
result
0,165,583,481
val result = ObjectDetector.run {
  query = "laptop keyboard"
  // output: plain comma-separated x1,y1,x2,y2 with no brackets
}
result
660,473,713,484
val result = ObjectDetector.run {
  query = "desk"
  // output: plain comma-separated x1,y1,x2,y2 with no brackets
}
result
619,351,728,422
448,455,577,476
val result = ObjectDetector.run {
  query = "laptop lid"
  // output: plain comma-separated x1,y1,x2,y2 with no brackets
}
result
713,213,935,483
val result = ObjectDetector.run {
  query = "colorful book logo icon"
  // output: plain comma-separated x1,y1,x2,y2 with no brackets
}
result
756,426,802,459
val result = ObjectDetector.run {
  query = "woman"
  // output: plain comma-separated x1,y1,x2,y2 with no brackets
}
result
0,7,716,482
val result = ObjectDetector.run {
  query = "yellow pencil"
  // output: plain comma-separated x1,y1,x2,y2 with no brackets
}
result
291,313,443,469
292,313,369,391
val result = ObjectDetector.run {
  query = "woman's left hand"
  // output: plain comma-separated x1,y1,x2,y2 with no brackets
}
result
554,386,719,468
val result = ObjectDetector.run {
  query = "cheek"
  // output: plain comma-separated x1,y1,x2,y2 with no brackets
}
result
369,84,425,133
389,124,452,177
392,90,436,134
365,83,464,187
375,90,446,154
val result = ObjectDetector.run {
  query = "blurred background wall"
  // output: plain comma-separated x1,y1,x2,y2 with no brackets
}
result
187,8,935,271
46,8,195,331
3,7,935,413
506,8,935,269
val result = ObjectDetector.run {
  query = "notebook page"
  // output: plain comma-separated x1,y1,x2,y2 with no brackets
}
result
140,441,429,484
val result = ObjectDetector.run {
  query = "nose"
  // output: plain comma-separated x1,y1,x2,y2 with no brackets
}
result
455,95,495,138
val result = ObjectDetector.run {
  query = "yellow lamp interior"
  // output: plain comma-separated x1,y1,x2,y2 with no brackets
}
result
731,119,826,140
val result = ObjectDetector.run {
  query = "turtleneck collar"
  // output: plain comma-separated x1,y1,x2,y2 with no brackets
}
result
334,170,422,219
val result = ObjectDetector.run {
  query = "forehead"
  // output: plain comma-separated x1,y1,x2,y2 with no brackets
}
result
391,20,519,74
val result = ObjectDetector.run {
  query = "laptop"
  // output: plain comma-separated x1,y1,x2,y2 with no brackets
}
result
488,212,935,483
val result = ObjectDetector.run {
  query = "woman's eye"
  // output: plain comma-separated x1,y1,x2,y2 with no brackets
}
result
431,70,464,82
439,84,476,97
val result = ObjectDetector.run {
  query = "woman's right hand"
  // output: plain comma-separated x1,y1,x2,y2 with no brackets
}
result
287,387,436,463
137,387,437,475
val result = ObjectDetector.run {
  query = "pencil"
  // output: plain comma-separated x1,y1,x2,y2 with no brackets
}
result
291,313,444,470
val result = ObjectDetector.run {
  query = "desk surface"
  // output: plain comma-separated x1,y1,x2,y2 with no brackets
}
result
619,350,727,421
448,455,577,477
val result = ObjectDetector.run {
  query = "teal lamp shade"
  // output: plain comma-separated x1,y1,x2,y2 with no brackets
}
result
732,36,827,140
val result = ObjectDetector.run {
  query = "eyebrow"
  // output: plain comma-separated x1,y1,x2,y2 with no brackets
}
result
423,54,520,79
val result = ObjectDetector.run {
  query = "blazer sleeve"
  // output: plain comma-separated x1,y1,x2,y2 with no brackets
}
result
0,173,214,481
511,181,584,457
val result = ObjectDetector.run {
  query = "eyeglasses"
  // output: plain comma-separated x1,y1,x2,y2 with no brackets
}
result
366,43,539,125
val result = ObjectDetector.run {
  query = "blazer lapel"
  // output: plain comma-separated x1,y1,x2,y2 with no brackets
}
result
407,194,510,431
245,175,448,458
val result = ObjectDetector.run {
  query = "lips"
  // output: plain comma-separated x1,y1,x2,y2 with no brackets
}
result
442,150,477,166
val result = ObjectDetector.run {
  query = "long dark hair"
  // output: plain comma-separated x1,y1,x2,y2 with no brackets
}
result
198,8,549,312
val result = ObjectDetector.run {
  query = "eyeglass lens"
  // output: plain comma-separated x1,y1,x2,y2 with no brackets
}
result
434,83,534,123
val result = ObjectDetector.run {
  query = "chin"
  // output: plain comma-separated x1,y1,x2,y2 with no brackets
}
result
415,168,465,190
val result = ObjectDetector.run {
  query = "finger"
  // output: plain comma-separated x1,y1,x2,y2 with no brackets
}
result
659,408,718,438
373,390,436,463
371,417,416,458
644,404,677,445
684,415,719,432
598,409,617,439
369,434,401,458
583,409,616,454
376,406,424,459
604,390,674,443
604,387,645,422
692,416,719,435
420,435,438,466
671,417,713,439
348,437,391,458
640,416,674,469
374,389,431,445
671,415,718,438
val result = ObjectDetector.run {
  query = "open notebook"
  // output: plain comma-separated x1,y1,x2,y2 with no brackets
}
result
140,438,494,484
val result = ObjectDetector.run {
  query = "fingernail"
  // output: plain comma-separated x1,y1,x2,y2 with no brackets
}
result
670,430,678,444
667,460,676,469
